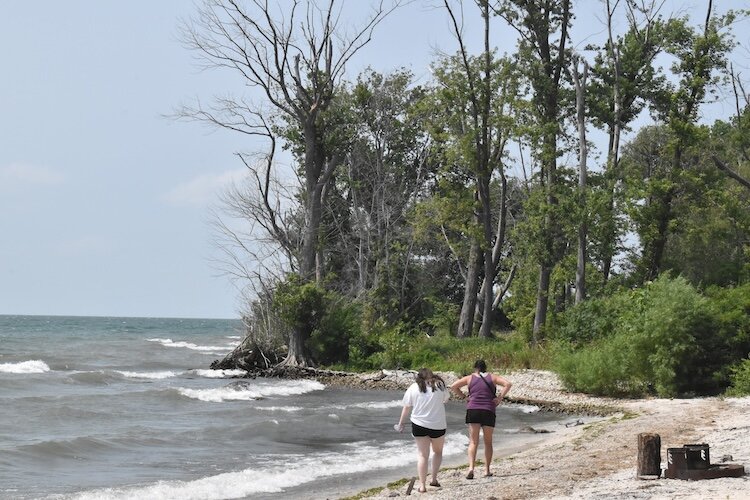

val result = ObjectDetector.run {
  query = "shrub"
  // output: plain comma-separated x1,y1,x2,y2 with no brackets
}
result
553,293,628,346
554,275,721,397
726,358,750,396
310,295,360,366
554,335,645,396
367,321,418,369
273,274,358,366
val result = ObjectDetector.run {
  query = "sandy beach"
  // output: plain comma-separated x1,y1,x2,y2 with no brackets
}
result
346,369,749,500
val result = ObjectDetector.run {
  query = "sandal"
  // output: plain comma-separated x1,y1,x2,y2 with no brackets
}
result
484,472,493,477
417,487,427,493
466,470,474,480
429,480,441,487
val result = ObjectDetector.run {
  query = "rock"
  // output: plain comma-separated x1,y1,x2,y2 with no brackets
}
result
519,426,551,434
566,419,584,427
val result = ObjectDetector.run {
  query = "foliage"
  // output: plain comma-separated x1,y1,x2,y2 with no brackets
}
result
552,292,628,346
344,330,552,373
196,2,750,393
554,275,750,397
272,274,360,365
309,294,361,366
726,358,750,396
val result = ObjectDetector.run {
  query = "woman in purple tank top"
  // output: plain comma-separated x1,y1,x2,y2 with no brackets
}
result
450,359,512,479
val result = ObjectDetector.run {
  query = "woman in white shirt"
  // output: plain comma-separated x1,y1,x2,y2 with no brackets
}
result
396,368,450,493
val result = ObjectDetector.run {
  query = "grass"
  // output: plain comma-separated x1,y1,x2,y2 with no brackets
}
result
332,331,555,374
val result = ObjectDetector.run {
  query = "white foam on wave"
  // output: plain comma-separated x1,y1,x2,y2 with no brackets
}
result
191,369,248,378
116,370,180,380
146,338,232,353
331,399,403,410
177,380,325,403
508,403,540,413
254,406,304,412
0,360,50,374
67,432,468,500
250,399,402,413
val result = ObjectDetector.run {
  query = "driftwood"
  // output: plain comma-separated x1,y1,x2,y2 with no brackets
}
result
210,340,283,371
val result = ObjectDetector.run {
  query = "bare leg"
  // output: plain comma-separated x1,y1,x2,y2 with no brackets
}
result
482,425,495,476
415,436,431,491
467,423,481,477
430,435,445,485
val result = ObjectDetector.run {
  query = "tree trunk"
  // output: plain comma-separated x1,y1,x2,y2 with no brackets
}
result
532,264,551,345
646,192,672,281
287,124,325,366
478,176,495,338
280,324,315,367
479,246,494,338
457,240,482,338
602,0,623,283
573,59,588,304
637,433,662,478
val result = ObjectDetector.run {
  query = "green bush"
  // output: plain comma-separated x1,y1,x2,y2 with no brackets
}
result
373,322,417,368
310,295,360,365
554,293,628,346
273,274,358,366
726,358,750,396
553,335,646,396
554,275,722,397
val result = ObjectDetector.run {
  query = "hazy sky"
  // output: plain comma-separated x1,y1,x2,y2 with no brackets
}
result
1,1,742,319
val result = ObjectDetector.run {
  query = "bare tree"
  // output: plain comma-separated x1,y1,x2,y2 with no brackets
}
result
179,0,401,366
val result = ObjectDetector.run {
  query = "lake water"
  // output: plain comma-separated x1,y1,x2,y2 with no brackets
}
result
0,315,573,499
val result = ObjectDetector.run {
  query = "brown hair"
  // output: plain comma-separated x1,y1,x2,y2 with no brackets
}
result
473,359,488,372
415,367,446,393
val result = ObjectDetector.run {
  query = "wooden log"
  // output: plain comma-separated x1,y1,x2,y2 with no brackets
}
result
637,433,662,478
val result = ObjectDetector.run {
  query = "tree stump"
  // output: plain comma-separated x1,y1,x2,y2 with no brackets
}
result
637,433,661,478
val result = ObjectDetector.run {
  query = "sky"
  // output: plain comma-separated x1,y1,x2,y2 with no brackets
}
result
1,1,745,319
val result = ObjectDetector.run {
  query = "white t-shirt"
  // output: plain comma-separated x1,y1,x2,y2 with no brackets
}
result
402,382,450,430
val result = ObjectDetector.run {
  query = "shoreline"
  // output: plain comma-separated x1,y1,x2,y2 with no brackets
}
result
305,369,748,500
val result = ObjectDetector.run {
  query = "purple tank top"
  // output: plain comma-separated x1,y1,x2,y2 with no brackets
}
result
467,373,496,413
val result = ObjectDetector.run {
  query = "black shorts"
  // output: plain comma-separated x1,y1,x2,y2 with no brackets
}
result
411,423,446,438
465,409,496,427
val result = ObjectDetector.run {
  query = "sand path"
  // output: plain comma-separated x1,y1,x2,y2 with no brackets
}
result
354,370,749,500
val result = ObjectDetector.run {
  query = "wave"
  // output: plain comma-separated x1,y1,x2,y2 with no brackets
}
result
254,405,305,412
177,380,325,403
115,370,181,380
331,399,403,410
251,399,402,414
64,432,468,500
0,360,50,374
190,369,247,379
509,403,541,414
68,370,121,385
146,338,233,353
15,436,118,459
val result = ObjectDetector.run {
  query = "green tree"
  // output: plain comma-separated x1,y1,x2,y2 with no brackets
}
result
638,3,736,281
497,0,573,343
428,0,520,338
587,0,668,283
